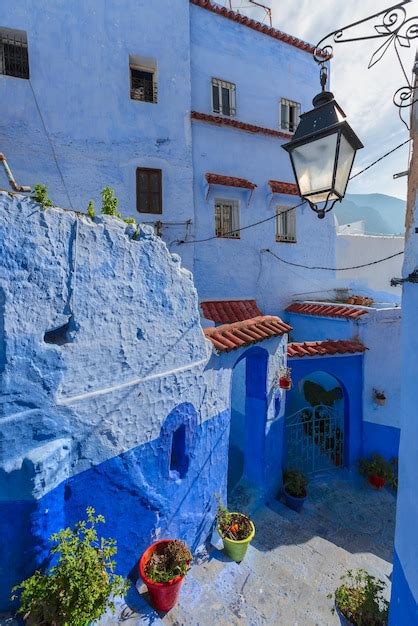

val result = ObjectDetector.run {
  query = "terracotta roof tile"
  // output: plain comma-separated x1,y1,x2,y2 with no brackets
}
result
201,299,262,323
268,181,299,196
286,302,369,320
191,111,291,139
206,173,257,190
204,315,291,352
190,0,327,57
288,340,366,358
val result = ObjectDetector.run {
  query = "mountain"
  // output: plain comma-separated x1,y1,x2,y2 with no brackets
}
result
334,193,406,235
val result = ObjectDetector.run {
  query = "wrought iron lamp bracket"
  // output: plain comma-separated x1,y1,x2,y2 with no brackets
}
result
313,0,418,112
307,196,340,219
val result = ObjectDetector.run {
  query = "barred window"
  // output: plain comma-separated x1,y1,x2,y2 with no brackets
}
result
0,28,29,79
130,56,157,103
276,205,296,243
280,98,300,133
215,199,240,239
212,78,236,117
136,168,162,214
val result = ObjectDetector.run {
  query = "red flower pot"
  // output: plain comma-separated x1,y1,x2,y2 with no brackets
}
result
279,377,292,390
368,475,386,490
139,540,186,612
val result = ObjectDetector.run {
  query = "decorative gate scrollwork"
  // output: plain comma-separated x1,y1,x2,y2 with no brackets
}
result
285,404,344,475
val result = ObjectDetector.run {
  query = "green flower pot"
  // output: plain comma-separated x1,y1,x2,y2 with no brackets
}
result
219,517,255,563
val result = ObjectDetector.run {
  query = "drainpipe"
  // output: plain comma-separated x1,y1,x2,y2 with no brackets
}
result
0,153,31,192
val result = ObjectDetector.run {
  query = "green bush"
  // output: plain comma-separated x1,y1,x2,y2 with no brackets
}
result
283,469,308,498
101,187,121,218
331,569,389,625
12,507,129,626
359,454,393,480
87,200,95,218
32,184,54,209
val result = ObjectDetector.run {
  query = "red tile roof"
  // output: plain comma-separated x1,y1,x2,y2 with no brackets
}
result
206,173,257,190
288,339,366,358
191,111,291,140
269,181,299,196
204,315,291,352
286,302,369,320
190,0,326,57
201,299,262,323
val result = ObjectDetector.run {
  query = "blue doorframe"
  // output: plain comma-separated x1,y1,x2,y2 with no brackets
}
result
286,355,363,470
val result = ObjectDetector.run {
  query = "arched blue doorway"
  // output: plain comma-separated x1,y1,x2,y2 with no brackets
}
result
228,347,268,503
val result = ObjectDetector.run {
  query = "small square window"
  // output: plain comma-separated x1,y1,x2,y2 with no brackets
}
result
130,65,157,103
0,28,29,79
212,78,236,117
136,168,162,214
276,205,296,243
280,98,300,133
215,199,240,238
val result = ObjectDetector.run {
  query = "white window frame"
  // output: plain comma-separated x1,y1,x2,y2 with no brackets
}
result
276,205,296,243
215,198,240,239
212,78,236,117
280,98,301,133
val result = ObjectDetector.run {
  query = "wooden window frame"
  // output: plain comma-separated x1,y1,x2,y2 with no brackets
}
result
136,167,162,214
215,198,240,239
276,205,296,243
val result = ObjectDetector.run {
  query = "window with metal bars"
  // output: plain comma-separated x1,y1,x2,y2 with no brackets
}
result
215,199,240,239
136,168,162,214
0,28,29,79
212,78,236,117
276,205,296,243
130,66,157,103
280,98,300,133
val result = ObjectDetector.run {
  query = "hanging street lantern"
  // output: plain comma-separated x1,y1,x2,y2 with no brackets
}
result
282,80,363,219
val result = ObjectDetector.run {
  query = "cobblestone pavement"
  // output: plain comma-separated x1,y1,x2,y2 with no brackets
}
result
2,472,396,626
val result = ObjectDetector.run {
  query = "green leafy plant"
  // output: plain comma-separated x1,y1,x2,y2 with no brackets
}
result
215,496,253,541
283,469,308,498
32,184,54,209
329,569,389,625
11,507,129,626
101,187,121,218
124,217,136,225
359,454,393,480
145,540,192,584
87,200,95,218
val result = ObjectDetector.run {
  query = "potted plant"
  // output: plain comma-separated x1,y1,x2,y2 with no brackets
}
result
278,367,292,390
329,568,389,625
139,539,192,612
373,389,386,406
283,469,308,512
11,507,129,626
359,454,393,490
216,498,255,563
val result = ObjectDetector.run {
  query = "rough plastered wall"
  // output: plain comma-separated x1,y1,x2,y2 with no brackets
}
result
0,191,229,610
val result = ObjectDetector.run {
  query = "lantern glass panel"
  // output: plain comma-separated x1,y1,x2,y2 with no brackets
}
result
334,133,356,196
291,133,338,200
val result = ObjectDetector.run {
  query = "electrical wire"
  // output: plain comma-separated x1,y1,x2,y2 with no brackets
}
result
177,137,411,246
263,247,404,271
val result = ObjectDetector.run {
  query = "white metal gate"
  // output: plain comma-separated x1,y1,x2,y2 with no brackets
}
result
285,404,344,475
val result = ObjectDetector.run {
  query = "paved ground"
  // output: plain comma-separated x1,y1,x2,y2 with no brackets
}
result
2,471,396,626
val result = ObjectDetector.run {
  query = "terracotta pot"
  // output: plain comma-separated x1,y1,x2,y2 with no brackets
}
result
375,397,385,406
279,377,292,390
139,540,187,612
368,474,386,489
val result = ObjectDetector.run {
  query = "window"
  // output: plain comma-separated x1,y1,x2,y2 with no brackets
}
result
212,78,236,116
0,28,29,79
129,55,157,103
276,205,296,243
215,199,240,239
136,168,162,214
170,425,189,479
280,98,300,133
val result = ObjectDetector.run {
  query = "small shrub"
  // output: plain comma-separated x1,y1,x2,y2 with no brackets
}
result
145,540,192,584
283,469,308,498
330,569,389,625
124,217,137,226
87,200,95,218
11,507,129,626
32,184,53,208
359,454,393,480
215,496,253,541
101,187,121,218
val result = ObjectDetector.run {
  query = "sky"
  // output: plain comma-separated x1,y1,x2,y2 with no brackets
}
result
227,0,417,200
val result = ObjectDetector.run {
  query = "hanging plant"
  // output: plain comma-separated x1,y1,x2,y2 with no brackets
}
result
373,389,386,406
278,367,292,390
